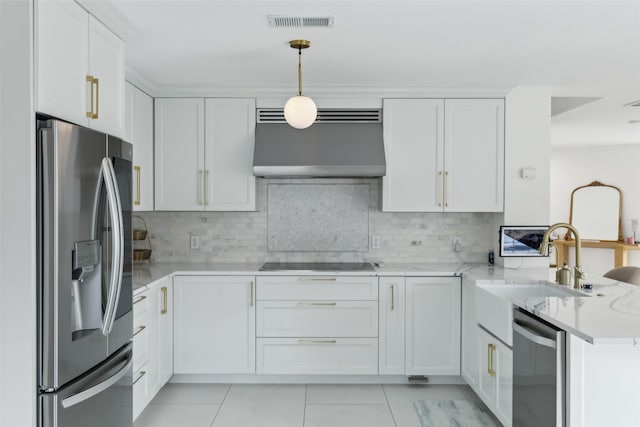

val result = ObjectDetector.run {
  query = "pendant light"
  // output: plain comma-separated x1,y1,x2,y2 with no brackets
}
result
284,39,317,129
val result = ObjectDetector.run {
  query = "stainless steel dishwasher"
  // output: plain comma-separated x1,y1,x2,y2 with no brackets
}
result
512,308,566,427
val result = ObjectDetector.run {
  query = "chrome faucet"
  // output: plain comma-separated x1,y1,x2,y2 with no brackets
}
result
540,223,585,289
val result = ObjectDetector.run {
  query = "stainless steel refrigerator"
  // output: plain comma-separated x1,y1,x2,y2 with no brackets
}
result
37,119,133,427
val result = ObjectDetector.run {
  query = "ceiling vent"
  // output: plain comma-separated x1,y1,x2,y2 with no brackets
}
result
624,100,640,107
268,15,335,28
258,109,381,124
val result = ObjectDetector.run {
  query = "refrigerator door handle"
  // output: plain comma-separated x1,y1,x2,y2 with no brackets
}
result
100,157,124,336
61,353,132,408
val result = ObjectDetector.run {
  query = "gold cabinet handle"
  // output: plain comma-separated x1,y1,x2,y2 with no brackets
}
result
297,277,337,282
133,370,146,385
250,281,254,306
133,295,147,305
488,343,496,377
445,170,450,208
86,75,99,119
198,170,203,205
204,170,210,206
161,287,168,315
134,166,141,205
296,302,337,306
438,171,443,207
391,284,395,311
133,325,146,337
298,339,337,344
94,77,99,119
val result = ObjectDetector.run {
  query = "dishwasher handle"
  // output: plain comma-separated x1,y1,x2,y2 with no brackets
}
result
513,321,557,349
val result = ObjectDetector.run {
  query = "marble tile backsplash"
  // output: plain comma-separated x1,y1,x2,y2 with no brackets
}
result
136,178,498,264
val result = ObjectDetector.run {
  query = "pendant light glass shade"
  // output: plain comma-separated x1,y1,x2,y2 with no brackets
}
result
284,95,317,129
285,40,316,129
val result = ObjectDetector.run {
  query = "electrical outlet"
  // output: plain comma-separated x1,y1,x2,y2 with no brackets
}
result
190,235,200,250
371,236,381,250
452,236,462,252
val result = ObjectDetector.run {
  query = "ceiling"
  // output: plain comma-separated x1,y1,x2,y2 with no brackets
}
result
110,0,640,146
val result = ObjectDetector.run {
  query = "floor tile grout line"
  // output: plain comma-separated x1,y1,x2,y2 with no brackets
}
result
302,383,308,427
209,383,232,427
382,384,399,427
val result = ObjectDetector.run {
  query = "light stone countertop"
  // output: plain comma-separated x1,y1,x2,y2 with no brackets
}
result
132,262,640,345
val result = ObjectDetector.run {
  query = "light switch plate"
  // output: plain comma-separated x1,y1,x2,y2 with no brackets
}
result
190,235,200,250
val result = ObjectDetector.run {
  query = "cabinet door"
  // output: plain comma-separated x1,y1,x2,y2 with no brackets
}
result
204,99,256,211
88,16,124,137
379,277,405,375
444,99,504,212
126,83,154,211
174,275,255,374
35,0,89,127
477,327,497,406
495,340,513,426
382,99,444,212
155,279,173,387
155,98,205,211
461,278,479,388
405,277,461,375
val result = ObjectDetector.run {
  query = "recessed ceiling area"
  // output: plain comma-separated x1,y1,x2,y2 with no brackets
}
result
111,0,640,145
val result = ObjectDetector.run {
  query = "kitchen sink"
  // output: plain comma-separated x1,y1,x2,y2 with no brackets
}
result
475,282,588,345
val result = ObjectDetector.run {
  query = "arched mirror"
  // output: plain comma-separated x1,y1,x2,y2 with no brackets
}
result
568,181,622,241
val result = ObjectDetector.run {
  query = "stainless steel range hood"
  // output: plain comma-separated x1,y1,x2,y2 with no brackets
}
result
253,109,386,178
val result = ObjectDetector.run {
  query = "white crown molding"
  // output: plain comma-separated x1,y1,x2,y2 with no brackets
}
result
125,65,159,97
141,83,512,99
75,0,140,42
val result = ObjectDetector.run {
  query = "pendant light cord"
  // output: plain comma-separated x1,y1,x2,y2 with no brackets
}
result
298,47,303,96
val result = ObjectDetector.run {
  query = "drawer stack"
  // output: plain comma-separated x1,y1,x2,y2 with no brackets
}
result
256,275,379,374
132,291,150,419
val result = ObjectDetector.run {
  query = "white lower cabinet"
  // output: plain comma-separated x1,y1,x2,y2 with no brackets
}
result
477,326,512,427
405,277,461,375
132,278,174,421
378,277,405,375
174,275,255,374
256,338,378,374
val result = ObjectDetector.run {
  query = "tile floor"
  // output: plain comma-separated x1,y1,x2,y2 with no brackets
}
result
134,383,500,427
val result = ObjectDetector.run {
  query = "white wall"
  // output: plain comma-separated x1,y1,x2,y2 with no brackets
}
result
551,144,640,276
0,1,36,426
502,86,552,269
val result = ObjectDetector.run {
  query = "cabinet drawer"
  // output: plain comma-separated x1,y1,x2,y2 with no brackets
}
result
256,338,378,374
132,365,149,421
257,301,378,337
132,322,149,372
257,276,378,301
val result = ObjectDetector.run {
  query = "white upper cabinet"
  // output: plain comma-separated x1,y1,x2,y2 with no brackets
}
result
382,98,504,212
204,98,256,211
125,83,154,211
155,98,256,211
87,16,125,137
382,99,444,212
154,98,205,211
444,99,504,212
35,0,125,137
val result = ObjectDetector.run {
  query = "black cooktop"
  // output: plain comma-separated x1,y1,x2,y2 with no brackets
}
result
259,262,375,272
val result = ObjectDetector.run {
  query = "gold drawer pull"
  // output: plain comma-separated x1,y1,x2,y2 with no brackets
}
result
298,339,337,344
297,277,337,282
391,284,395,311
296,302,337,306
133,325,146,337
133,295,147,305
134,166,141,205
438,171,443,207
250,281,254,306
488,343,496,377
86,75,99,119
161,287,168,314
133,370,146,385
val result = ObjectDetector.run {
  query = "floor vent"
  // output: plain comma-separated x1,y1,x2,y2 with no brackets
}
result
257,109,381,124
268,15,335,28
